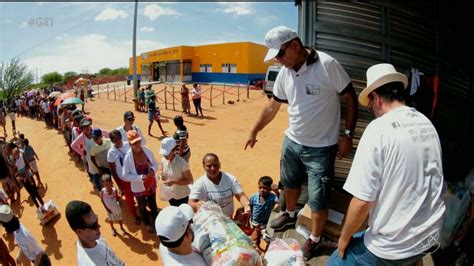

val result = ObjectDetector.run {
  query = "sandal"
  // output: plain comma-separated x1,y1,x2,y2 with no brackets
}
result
111,229,117,237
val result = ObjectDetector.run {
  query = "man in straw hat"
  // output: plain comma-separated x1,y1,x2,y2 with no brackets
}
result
245,26,358,260
328,63,445,264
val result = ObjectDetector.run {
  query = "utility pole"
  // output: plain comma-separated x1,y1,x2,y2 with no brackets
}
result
132,0,139,111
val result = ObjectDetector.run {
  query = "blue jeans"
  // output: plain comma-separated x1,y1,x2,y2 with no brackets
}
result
327,232,425,266
280,137,337,212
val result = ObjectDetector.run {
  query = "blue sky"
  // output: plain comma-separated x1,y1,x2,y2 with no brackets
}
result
0,2,297,79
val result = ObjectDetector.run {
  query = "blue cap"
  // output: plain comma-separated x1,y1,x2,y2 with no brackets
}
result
91,128,102,138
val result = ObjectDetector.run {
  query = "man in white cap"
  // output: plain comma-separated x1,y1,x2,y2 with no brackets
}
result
327,63,445,265
155,204,206,265
245,26,358,259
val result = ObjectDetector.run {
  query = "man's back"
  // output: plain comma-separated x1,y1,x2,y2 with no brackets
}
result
344,106,445,260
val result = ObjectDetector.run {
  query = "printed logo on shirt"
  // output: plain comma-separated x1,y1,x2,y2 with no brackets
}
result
305,84,320,95
206,189,233,209
411,225,441,255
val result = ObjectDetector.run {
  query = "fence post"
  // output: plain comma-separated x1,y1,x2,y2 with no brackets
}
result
164,87,168,110
97,85,100,99
172,86,176,111
247,80,250,98
210,85,213,107
223,84,226,105
124,85,127,103
237,83,240,101
114,85,116,101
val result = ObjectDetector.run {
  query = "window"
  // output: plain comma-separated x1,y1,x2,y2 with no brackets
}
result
222,63,237,73
200,64,212,73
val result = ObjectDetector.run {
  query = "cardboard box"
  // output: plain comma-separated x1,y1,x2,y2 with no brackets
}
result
296,188,366,241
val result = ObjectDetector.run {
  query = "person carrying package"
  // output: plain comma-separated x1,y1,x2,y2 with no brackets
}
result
245,25,358,260
155,204,206,265
327,63,446,265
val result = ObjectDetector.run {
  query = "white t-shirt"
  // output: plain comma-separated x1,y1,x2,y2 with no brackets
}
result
159,245,206,266
117,125,146,146
85,137,99,174
14,151,26,171
344,106,445,260
14,224,44,261
273,50,351,147
77,238,124,266
160,155,190,200
107,142,131,180
189,172,244,217
91,138,112,169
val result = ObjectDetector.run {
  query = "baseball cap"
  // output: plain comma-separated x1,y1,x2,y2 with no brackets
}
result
80,118,92,128
91,128,102,138
124,111,134,120
155,204,194,242
127,130,141,144
264,26,298,62
159,137,176,156
71,109,82,117
0,205,14,223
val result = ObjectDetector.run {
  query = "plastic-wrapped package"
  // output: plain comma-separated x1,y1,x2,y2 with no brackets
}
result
192,201,261,266
263,238,305,266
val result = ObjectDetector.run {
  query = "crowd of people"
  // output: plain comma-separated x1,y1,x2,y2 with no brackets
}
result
0,24,447,265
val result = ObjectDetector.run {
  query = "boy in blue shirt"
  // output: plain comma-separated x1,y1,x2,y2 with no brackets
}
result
249,176,279,248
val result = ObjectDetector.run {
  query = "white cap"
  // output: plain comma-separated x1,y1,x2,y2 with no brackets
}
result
159,137,177,156
155,204,194,242
264,26,298,62
0,205,14,223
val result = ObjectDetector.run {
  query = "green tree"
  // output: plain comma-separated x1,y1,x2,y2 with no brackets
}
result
98,68,112,76
111,67,129,75
41,72,63,86
63,71,77,81
0,58,34,101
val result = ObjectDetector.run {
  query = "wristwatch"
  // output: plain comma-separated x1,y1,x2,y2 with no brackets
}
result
344,129,353,138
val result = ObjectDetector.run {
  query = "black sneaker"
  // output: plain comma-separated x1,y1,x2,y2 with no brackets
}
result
269,212,296,231
302,238,321,261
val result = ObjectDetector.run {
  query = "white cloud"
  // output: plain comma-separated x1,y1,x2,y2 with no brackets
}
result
24,34,165,75
95,8,128,21
143,4,180,21
55,34,69,40
140,27,155,32
216,3,253,16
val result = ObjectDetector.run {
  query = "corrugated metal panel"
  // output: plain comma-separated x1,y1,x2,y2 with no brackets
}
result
316,2,380,31
390,9,436,52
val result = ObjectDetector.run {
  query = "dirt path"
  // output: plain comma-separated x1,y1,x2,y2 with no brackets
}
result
3,89,289,265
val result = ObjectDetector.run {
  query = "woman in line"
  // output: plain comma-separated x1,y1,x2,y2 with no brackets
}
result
122,130,160,233
158,137,193,207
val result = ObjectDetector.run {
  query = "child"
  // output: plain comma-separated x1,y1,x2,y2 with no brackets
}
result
249,176,279,248
22,138,43,187
99,174,126,237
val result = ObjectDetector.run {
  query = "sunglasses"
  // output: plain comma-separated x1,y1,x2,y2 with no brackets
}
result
82,219,100,230
276,41,292,59
126,117,135,121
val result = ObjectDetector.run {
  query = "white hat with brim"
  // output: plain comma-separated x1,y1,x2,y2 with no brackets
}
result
0,205,14,223
155,204,194,242
159,137,177,157
263,26,298,62
359,63,408,107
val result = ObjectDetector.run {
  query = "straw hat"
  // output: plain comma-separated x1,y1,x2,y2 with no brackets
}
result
359,63,408,107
